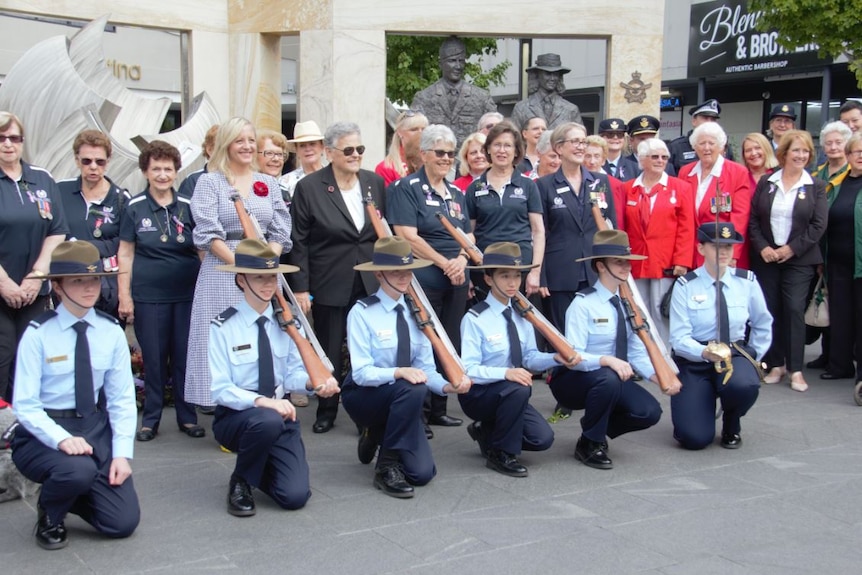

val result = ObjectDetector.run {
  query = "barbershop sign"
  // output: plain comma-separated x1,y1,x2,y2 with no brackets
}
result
688,0,829,78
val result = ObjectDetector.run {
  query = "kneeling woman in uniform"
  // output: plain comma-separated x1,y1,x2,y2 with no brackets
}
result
208,239,339,516
669,223,772,450
549,230,673,470
342,237,471,499
460,242,580,477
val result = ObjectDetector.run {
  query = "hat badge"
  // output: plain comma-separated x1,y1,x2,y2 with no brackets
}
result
639,117,649,128
401,256,410,264
265,259,276,268
721,226,731,239
781,105,789,112
610,120,620,130
87,264,97,273
513,258,522,265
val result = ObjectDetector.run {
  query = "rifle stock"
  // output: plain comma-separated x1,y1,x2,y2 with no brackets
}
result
230,194,333,391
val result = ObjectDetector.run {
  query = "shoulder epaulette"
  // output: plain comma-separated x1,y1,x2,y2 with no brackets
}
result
734,268,755,281
467,301,490,317
678,271,698,285
29,310,57,329
576,287,596,298
128,195,147,205
211,307,238,327
94,309,120,325
357,295,380,308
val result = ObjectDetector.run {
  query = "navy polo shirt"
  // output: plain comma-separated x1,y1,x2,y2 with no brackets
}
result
0,162,69,294
119,188,200,303
385,167,470,290
57,176,127,258
465,171,542,263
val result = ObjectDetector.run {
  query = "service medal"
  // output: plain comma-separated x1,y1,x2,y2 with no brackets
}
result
177,234,186,243
160,234,168,243
93,228,102,238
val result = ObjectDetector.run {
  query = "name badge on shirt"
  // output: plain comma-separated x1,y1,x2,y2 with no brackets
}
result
593,318,609,324
692,295,707,303
376,329,393,342
486,333,504,342
474,190,489,197
627,200,638,206
232,344,252,352
425,199,440,206
556,186,571,194
46,355,68,364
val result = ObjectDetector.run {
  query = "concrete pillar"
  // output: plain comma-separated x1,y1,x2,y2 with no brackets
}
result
228,32,281,131
606,33,664,120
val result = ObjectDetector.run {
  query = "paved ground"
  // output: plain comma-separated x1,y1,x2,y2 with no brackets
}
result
2,344,862,574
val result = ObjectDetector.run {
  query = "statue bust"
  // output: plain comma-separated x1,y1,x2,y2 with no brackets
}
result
410,36,498,146
511,53,583,131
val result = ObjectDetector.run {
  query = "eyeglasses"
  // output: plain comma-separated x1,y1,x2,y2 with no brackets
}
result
564,138,588,148
79,157,107,166
849,150,862,158
490,142,514,151
648,154,670,161
258,151,287,160
428,149,456,158
0,135,24,144
332,145,365,156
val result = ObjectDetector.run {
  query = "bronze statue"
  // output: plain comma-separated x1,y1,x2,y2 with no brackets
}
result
410,36,497,146
511,53,583,131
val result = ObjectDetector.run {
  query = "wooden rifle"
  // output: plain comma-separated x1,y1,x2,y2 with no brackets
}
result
434,212,578,363
588,190,680,393
364,194,465,388
230,193,334,391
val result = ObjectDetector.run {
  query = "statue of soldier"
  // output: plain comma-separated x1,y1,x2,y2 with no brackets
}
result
411,36,498,146
511,53,583,131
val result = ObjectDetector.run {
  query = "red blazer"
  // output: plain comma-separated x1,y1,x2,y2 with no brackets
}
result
678,159,752,268
622,175,696,279
608,174,626,229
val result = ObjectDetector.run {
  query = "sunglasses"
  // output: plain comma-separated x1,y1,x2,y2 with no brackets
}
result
79,157,108,166
0,135,24,144
333,145,365,156
648,154,670,161
429,149,456,158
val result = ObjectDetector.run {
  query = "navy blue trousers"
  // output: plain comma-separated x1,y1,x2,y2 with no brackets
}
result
671,356,760,450
12,412,140,537
341,377,436,485
213,406,310,510
458,380,554,455
134,301,197,430
549,367,662,443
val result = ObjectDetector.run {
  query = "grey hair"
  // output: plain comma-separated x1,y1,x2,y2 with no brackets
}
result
420,124,457,151
821,120,852,143
324,122,361,148
536,130,554,155
637,137,669,157
689,121,727,149
477,112,504,130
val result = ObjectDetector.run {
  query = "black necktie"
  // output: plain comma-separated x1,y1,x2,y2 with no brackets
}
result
715,281,730,344
256,317,275,398
72,321,95,416
610,295,628,362
395,304,411,367
503,307,523,368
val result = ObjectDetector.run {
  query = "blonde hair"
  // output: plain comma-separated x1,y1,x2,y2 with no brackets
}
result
741,132,778,170
382,111,428,178
458,132,486,176
0,111,24,137
209,117,256,183
585,135,608,158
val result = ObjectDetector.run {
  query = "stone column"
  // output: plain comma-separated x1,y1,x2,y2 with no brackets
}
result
228,32,282,131
188,30,231,120
606,33,664,120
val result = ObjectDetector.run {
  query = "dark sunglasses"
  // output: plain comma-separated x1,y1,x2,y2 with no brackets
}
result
79,157,108,166
333,145,365,156
0,135,24,144
429,149,456,159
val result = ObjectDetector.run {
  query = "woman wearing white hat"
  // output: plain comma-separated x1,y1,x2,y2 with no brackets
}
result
280,121,326,204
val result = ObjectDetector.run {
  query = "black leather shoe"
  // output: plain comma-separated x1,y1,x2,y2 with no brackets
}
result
312,416,335,434
424,424,434,440
467,421,488,457
428,414,463,426
806,355,827,369
373,465,414,498
227,478,256,516
820,371,854,380
35,506,67,550
179,424,206,438
485,448,528,477
135,428,156,442
574,436,613,469
358,427,382,464
720,432,742,449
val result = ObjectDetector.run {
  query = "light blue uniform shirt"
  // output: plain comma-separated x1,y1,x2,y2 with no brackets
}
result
669,266,773,363
564,281,654,378
12,304,136,459
460,295,558,384
347,288,447,396
209,300,311,410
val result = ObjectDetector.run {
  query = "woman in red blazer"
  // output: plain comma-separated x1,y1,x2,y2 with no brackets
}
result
678,123,752,269
622,138,695,344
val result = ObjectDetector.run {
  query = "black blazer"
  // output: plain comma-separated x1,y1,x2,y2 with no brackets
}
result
748,174,828,266
286,165,386,307
603,156,640,182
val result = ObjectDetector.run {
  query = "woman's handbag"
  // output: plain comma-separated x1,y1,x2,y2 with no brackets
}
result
804,275,829,327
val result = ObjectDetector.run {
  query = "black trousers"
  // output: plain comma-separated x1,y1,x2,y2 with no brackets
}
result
458,380,554,455
12,412,140,536
311,272,368,421
213,406,310,510
826,262,862,379
547,281,590,331
751,259,814,372
421,283,468,419
0,295,48,400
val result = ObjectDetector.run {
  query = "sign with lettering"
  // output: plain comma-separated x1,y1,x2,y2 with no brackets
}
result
688,0,828,79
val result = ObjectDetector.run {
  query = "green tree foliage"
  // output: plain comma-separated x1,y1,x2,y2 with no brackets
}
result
748,0,862,88
386,36,511,105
